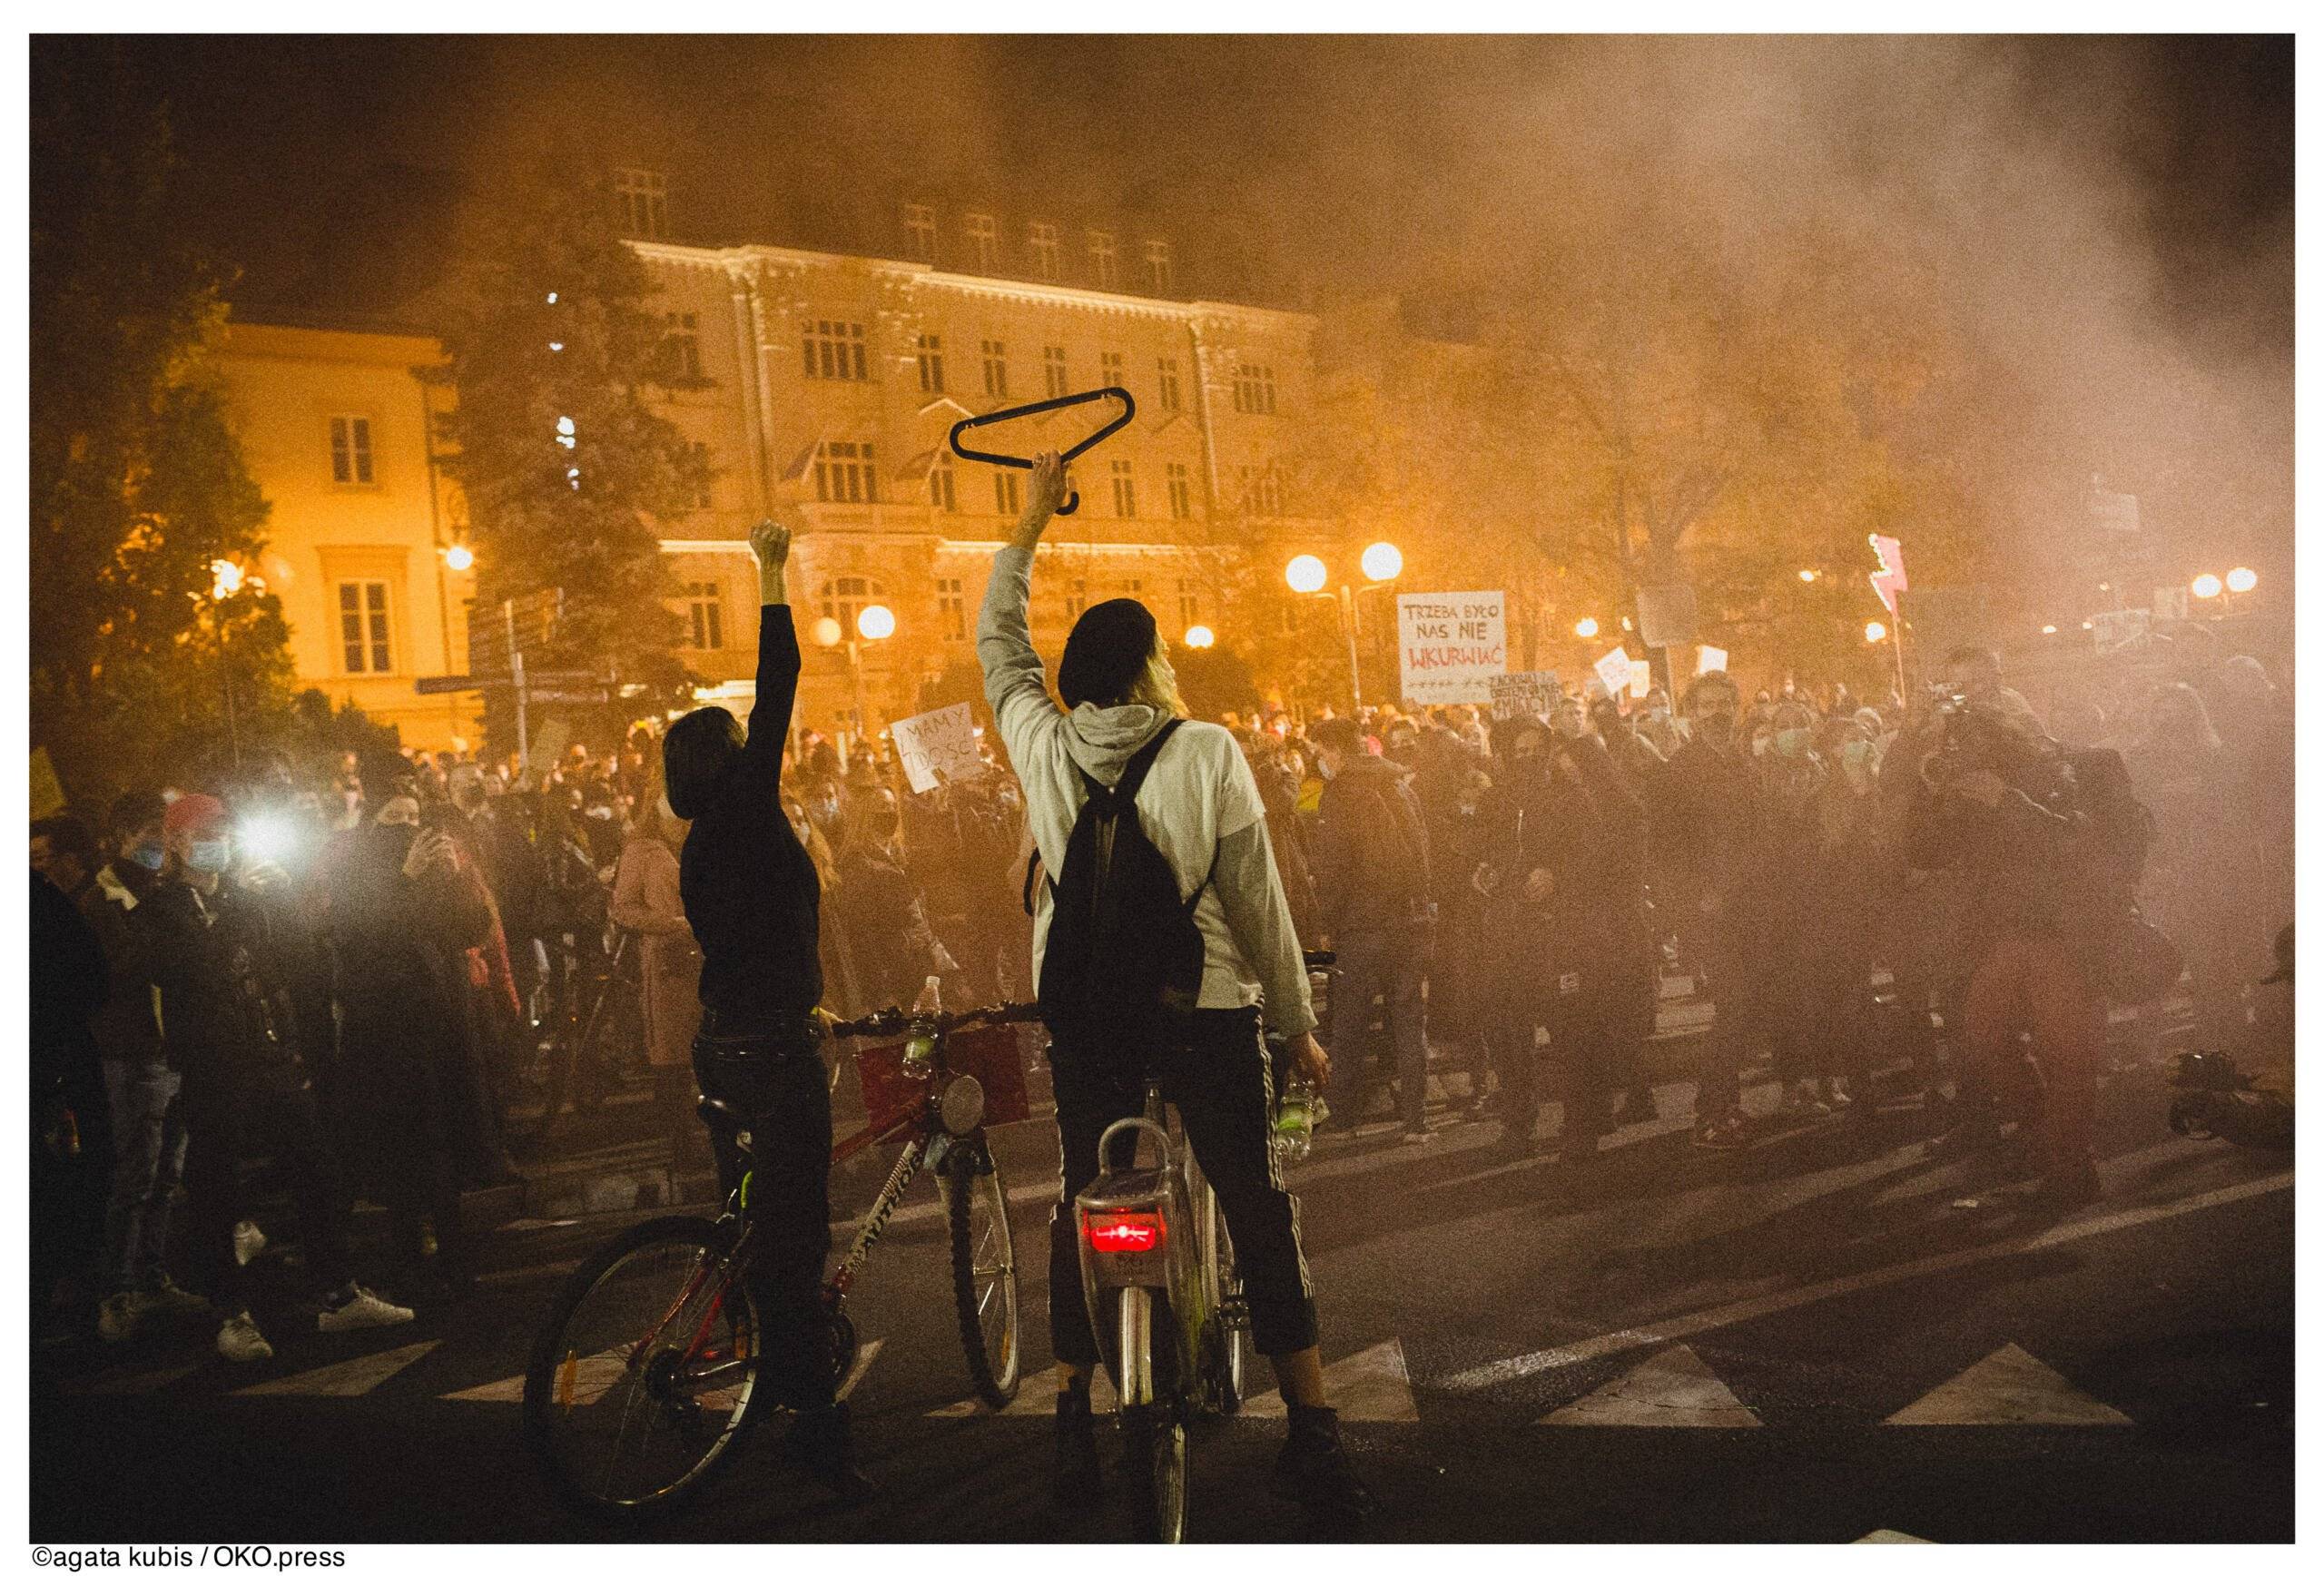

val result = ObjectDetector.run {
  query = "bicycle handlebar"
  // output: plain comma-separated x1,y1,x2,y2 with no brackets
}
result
825,1000,1044,1041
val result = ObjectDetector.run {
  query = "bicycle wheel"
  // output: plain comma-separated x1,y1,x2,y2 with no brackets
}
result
523,1214,763,1520
943,1138,1021,1409
1124,1405,1189,1543
1209,1193,1249,1414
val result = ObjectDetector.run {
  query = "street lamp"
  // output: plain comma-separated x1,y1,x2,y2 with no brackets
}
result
856,603,896,641
2191,573,2224,600
1865,620,1887,644
814,606,893,758
1285,547,1401,711
444,543,475,573
2226,567,2259,596
1798,569,1818,584
1182,624,1216,650
1574,616,1600,639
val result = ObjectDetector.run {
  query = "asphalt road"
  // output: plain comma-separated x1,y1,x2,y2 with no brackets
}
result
30,1051,2293,1544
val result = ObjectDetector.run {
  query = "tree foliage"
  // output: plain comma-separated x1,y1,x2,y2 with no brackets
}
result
30,43,311,810
428,163,710,752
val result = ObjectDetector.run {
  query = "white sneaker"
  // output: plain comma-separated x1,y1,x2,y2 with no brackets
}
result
133,1277,212,1321
98,1292,142,1345
233,1219,269,1267
218,1312,274,1363
317,1286,415,1334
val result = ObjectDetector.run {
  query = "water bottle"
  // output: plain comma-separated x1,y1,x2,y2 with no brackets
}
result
903,974,942,1071
1275,1076,1316,1160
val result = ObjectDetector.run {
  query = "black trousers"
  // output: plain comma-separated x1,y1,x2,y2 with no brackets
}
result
1047,1007,1319,1365
691,1021,835,1409
178,1058,354,1316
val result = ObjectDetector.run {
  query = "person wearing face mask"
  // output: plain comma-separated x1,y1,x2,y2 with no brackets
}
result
1659,672,1775,1150
832,784,959,1015
137,794,413,1362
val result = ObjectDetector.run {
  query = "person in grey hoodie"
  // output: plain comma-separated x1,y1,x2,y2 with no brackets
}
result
980,451,1374,1524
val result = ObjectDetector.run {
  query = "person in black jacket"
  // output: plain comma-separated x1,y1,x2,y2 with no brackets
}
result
139,793,413,1363
30,862,112,1332
660,514,868,1500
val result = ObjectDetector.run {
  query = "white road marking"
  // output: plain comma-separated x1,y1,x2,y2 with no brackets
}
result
1539,1344,1761,1427
1884,1344,2132,1426
837,1338,882,1401
232,1340,441,1398
930,1362,1117,1419
1442,1171,2292,1394
1856,1530,1936,1543
1246,1340,1418,1424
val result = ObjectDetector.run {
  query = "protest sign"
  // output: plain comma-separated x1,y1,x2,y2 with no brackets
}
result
1591,647,1633,700
1695,646,1729,675
1396,592,1506,705
891,703,987,793
1488,671,1560,722
2091,608,2151,655
31,746,67,821
1630,662,1652,699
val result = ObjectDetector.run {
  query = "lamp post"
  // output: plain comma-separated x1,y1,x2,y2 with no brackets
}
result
813,604,895,761
1286,543,1401,714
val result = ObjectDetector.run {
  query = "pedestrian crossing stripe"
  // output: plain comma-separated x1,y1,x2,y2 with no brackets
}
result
930,1363,1118,1419
231,1341,441,1398
1246,1340,1418,1424
1539,1344,1762,1427
436,1338,875,1408
1856,1531,1936,1543
1883,1344,2132,1426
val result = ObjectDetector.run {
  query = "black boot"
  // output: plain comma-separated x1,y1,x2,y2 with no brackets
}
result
1272,1403,1378,1523
1052,1376,1103,1505
785,1401,877,1503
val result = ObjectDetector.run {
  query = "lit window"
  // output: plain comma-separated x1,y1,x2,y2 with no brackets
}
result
1042,345,1069,399
1166,461,1193,520
1239,465,1283,517
812,440,879,505
928,454,958,513
614,168,668,240
337,580,393,674
981,339,1009,399
965,212,999,271
1143,239,1174,294
681,581,724,650
1028,222,1059,281
688,441,713,510
993,469,1020,516
1088,231,1118,289
329,416,374,485
1233,364,1277,416
801,320,871,382
1110,459,1137,518
663,313,703,380
819,576,888,635
902,202,937,262
937,577,967,642
916,332,945,394
1099,350,1125,389
1156,359,1181,413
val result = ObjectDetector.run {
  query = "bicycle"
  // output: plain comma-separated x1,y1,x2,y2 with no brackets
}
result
521,993,1041,1519
1070,951,1334,1543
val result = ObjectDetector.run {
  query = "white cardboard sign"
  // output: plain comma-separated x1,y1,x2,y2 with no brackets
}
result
891,703,987,793
1696,646,1730,675
1488,670,1561,722
1396,592,1506,705
1592,647,1634,699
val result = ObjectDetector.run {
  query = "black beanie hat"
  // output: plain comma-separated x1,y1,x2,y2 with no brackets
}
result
1057,598,1159,708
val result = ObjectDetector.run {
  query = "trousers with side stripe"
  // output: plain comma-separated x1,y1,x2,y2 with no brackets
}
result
1046,1006,1320,1365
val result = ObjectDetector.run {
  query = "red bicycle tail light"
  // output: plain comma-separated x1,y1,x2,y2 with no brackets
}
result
1084,1211,1165,1253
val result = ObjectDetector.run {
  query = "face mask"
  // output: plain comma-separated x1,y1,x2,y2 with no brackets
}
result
1774,728,1814,760
1691,708,1737,745
1751,734,1774,760
186,840,231,874
1316,757,1336,782
1841,739,1876,772
375,796,419,827
127,842,166,872
586,804,615,821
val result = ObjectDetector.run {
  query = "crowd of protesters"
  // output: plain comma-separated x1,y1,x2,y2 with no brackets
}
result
29,621,2294,1360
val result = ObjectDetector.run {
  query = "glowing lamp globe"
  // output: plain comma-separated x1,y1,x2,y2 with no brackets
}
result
445,544,475,572
2191,573,2223,600
1361,542,1403,582
1183,625,1216,650
1865,621,1887,644
1574,616,1600,639
856,604,896,642
2225,567,2258,595
812,616,844,648
1285,555,1328,596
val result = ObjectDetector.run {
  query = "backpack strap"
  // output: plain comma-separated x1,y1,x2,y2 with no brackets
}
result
1112,718,1185,806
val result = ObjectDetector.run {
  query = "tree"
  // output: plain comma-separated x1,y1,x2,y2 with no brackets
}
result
428,163,710,754
30,43,299,808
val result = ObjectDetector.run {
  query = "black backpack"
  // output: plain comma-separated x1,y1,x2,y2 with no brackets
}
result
1031,719,1215,1059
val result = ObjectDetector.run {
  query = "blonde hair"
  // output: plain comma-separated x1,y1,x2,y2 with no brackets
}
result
1121,639,1187,718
